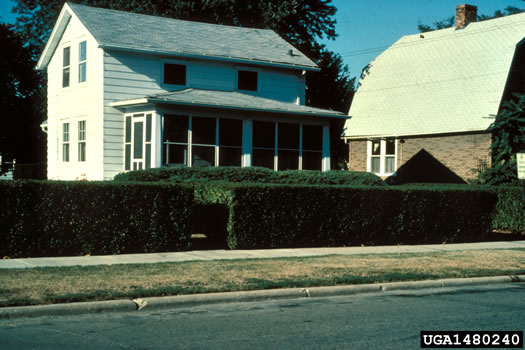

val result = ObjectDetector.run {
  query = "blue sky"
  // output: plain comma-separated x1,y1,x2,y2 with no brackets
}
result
1,0,523,79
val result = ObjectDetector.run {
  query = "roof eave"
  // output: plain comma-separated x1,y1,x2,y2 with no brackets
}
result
100,44,320,72
342,128,491,140
36,4,73,70
112,97,346,118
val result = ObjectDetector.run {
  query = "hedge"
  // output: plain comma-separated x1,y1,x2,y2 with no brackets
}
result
490,186,525,234
196,183,504,249
0,181,193,258
114,166,385,186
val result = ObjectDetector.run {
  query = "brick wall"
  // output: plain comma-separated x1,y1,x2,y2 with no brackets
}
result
348,140,367,172
346,132,492,181
400,133,491,181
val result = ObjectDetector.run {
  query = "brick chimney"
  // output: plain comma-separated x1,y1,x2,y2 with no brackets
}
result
456,4,477,29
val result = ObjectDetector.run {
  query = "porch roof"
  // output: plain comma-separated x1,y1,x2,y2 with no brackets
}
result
110,89,346,119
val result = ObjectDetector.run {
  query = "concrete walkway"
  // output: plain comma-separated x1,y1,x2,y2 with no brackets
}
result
2,240,525,269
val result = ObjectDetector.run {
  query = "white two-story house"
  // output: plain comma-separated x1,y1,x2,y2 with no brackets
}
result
37,3,344,180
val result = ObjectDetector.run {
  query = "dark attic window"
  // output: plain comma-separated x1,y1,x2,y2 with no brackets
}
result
238,70,258,91
164,63,186,85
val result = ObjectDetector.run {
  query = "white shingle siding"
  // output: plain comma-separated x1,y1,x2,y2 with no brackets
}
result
344,12,525,139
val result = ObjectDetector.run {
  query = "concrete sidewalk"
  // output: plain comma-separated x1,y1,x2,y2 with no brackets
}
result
2,240,525,269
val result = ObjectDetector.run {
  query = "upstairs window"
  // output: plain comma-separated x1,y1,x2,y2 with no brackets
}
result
238,70,258,91
164,63,186,85
62,47,70,88
78,41,87,83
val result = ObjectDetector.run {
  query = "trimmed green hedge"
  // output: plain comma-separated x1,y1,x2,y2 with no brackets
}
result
114,166,385,186
0,181,193,258
198,183,502,249
490,186,525,234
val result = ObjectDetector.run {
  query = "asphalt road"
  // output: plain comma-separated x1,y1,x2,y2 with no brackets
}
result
1,283,524,350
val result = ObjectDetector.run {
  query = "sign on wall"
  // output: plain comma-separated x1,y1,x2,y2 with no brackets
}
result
518,151,525,180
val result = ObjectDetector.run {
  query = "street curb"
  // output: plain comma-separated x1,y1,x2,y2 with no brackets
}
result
1,275,524,320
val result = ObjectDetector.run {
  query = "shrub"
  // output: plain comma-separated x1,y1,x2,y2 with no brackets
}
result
222,184,498,249
490,186,525,234
0,181,193,258
114,166,385,186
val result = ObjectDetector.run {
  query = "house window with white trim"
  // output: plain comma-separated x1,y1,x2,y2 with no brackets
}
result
78,120,86,162
78,41,87,83
62,122,70,162
62,47,70,88
368,138,396,175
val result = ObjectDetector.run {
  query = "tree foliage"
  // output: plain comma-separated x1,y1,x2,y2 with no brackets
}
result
0,23,45,163
10,0,354,168
479,94,525,185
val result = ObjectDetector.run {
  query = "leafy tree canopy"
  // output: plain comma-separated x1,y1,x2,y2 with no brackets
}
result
0,23,45,163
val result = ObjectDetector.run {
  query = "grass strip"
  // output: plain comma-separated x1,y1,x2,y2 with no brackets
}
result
1,249,525,307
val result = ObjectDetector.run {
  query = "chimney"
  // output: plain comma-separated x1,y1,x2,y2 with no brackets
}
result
456,4,477,29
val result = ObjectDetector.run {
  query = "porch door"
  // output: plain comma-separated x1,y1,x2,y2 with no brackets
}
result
132,116,145,170
125,113,153,171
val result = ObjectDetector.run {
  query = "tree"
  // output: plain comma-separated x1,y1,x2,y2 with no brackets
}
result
11,0,355,169
0,23,45,164
417,6,524,32
479,94,525,185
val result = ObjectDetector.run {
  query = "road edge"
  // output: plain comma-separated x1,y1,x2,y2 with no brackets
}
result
2,275,524,319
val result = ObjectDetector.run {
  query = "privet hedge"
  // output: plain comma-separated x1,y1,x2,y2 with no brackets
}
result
0,181,193,258
490,186,525,234
199,184,501,249
114,166,386,186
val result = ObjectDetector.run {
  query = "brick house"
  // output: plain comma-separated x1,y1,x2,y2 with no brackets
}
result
343,5,525,183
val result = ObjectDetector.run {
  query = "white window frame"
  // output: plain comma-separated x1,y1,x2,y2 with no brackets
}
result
367,138,397,176
62,122,70,162
162,60,189,88
78,120,86,162
62,46,70,88
78,41,87,83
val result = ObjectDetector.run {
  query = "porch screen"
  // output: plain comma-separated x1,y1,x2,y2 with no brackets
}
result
252,121,275,169
302,125,322,171
219,119,242,166
163,115,188,165
277,123,299,170
192,117,216,167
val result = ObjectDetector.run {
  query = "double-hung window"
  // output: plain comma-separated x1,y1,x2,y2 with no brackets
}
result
62,47,70,88
368,138,396,175
62,123,70,162
78,41,87,83
78,120,86,162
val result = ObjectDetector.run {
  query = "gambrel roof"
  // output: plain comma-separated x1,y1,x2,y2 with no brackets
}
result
111,89,346,118
343,12,525,139
37,3,317,71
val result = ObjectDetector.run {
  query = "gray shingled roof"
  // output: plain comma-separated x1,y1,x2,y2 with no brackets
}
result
62,3,316,70
344,12,525,139
111,89,345,118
